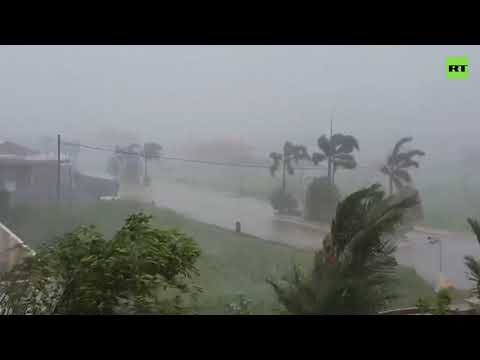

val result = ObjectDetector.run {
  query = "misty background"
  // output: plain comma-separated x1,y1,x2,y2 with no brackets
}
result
1,45,480,231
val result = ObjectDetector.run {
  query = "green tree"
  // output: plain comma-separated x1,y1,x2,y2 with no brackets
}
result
269,187,299,215
269,141,310,193
465,218,480,298
380,137,425,196
311,133,359,185
267,184,417,314
0,213,201,315
304,176,340,223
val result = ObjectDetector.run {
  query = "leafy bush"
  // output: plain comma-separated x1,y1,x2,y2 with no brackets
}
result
416,288,452,315
268,184,418,314
225,294,254,315
304,176,340,223
394,186,424,229
269,188,299,214
0,213,201,315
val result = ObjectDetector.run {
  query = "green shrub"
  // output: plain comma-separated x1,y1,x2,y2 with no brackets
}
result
0,213,201,315
416,288,452,315
269,188,299,214
304,177,340,223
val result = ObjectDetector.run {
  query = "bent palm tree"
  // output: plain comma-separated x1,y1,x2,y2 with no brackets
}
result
311,133,359,185
381,137,425,196
465,218,480,297
269,141,310,193
268,184,418,314
143,142,162,186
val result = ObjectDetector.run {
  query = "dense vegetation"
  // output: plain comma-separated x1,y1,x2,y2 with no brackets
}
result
2,200,434,314
268,184,418,314
0,213,200,314
304,176,340,223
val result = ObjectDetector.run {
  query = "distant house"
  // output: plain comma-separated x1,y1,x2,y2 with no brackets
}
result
73,172,119,204
0,141,118,208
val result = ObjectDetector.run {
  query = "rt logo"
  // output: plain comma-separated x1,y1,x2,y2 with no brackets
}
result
446,56,469,79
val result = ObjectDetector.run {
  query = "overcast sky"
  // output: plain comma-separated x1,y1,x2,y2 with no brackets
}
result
0,45,478,164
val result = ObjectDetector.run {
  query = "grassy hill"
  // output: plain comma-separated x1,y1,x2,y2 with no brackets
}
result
4,200,435,314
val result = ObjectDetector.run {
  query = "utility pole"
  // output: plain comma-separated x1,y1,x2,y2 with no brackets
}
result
328,110,334,185
57,134,61,207
282,145,286,193
144,156,148,185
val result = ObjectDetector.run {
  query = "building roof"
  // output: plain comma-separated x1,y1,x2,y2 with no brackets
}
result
0,158,70,167
0,141,39,157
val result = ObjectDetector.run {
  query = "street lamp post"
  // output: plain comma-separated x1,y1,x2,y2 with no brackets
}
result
428,236,444,290
428,236,442,272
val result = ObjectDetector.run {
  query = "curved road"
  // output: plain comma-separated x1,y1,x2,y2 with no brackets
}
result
121,180,480,290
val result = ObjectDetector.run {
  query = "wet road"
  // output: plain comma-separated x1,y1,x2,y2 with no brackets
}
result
121,180,480,290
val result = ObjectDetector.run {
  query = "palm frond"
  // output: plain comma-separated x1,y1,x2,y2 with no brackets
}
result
396,150,425,162
269,152,282,177
317,135,331,156
333,153,357,170
336,135,360,154
392,137,413,158
269,184,413,314
283,141,295,156
398,159,420,169
334,153,355,162
464,256,480,295
292,145,311,163
312,152,327,165
467,218,480,246
333,158,357,170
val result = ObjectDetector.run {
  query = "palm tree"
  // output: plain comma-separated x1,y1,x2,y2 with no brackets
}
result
112,144,143,185
269,141,310,193
465,218,480,298
311,133,359,185
268,184,418,314
381,137,425,196
143,142,162,186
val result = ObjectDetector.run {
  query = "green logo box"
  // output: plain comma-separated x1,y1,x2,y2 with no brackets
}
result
446,56,469,79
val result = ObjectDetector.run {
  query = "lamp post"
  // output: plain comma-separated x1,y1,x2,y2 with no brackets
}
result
428,236,445,291
428,236,442,273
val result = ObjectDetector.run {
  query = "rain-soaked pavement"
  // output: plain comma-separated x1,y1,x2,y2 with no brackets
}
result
121,180,480,290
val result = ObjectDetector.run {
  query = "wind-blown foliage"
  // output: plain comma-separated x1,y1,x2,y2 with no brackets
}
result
0,213,201,315
269,141,310,192
143,142,163,186
311,133,359,185
269,187,299,215
304,176,340,223
465,218,480,297
268,184,418,314
381,137,425,195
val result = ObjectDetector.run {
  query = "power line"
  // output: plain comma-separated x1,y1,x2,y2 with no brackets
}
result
62,142,326,170
61,140,377,171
